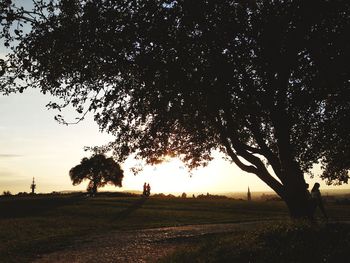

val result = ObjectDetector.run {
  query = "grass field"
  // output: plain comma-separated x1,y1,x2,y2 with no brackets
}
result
1,193,349,262
161,222,350,263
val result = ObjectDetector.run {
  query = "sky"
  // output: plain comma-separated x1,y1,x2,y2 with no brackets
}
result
1,1,349,196
0,88,273,195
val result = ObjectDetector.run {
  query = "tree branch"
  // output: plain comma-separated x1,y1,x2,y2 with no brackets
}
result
215,114,285,197
248,117,285,181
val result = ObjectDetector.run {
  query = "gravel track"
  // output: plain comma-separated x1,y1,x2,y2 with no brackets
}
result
35,222,262,263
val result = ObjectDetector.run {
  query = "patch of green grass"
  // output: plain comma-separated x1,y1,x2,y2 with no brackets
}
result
161,222,350,263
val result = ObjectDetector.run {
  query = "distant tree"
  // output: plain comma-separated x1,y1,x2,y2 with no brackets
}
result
1,1,350,218
2,190,12,196
153,193,166,198
181,192,187,198
69,154,124,196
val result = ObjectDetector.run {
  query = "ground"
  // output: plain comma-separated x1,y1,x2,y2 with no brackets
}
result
36,222,265,263
1,193,350,262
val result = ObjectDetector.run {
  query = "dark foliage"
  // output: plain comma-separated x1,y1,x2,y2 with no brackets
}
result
69,154,124,195
2,190,12,196
196,193,228,200
1,0,350,217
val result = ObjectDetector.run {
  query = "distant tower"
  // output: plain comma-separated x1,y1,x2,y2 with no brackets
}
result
30,177,36,194
247,186,251,201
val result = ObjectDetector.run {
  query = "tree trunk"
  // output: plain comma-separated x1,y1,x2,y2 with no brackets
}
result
260,164,312,219
88,180,98,197
280,168,312,219
91,181,98,196
283,189,312,219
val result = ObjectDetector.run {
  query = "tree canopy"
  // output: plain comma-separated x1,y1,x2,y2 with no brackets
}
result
1,0,350,217
69,154,124,195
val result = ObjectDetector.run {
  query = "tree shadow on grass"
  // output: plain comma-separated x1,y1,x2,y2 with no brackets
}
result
112,197,148,221
0,194,86,218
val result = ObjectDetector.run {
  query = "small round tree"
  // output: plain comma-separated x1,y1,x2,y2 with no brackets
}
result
69,154,124,196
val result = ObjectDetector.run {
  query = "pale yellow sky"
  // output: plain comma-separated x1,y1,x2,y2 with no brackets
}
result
1,89,349,195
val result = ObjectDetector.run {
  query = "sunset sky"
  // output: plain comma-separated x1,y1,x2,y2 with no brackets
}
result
0,88,269,194
1,2,349,196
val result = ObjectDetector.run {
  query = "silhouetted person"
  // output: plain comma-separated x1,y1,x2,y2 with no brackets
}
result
310,182,328,220
143,182,147,196
146,183,151,196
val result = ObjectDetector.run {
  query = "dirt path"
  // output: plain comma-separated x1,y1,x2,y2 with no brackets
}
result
35,222,263,263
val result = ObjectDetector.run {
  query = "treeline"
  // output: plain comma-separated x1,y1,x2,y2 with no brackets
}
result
152,192,229,199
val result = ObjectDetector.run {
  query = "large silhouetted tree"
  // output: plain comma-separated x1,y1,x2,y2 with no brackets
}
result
1,0,350,217
69,154,124,196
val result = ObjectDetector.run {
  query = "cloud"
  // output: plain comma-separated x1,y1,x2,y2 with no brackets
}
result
0,154,22,158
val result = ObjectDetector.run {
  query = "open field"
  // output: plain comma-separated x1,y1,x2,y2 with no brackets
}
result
1,193,350,262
